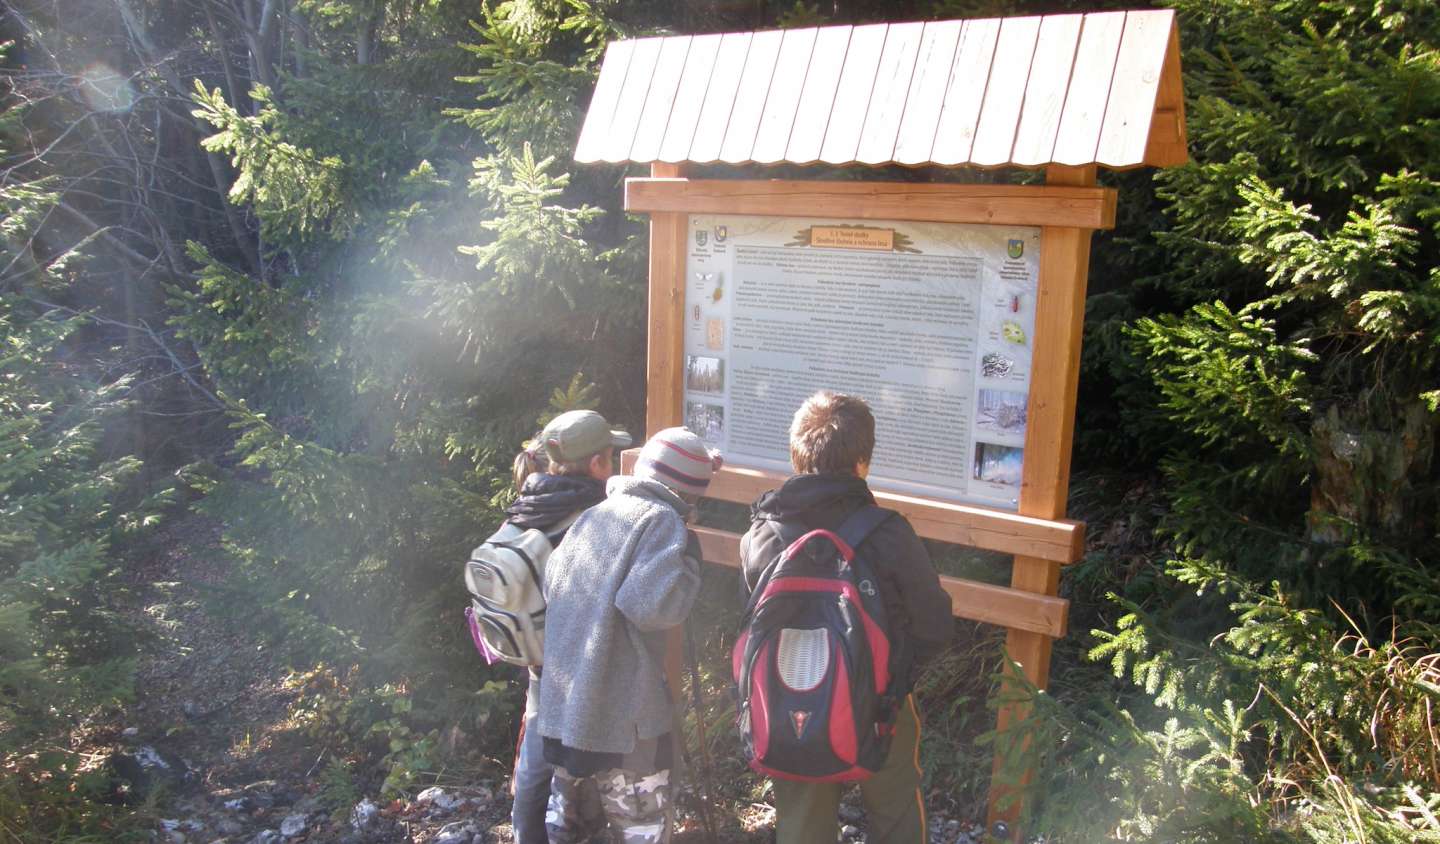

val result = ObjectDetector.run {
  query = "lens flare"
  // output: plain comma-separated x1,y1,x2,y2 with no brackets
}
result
79,64,135,112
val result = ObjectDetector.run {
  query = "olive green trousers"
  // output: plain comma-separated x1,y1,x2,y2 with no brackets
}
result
772,695,927,844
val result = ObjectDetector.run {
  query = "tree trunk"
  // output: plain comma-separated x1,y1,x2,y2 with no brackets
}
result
292,8,310,78
1309,402,1437,545
356,5,380,66
204,3,247,113
114,0,262,275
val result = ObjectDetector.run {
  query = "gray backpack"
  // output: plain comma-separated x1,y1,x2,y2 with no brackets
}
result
463,515,575,666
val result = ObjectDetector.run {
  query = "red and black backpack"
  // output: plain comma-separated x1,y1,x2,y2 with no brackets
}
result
732,505,911,782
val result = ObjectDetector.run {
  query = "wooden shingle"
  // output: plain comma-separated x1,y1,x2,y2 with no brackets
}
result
574,10,1187,170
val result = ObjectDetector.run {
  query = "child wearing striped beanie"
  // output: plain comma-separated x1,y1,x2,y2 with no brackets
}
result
631,426,724,501
536,426,721,843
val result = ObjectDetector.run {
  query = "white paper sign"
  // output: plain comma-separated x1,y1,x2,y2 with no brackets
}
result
682,214,1039,510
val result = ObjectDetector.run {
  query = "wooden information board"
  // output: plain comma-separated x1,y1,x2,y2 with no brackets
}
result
680,213,1042,510
577,10,1187,838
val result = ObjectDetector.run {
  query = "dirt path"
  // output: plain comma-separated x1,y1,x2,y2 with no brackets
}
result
100,516,512,843
95,515,986,844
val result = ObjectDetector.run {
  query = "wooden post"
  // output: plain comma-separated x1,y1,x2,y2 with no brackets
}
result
644,161,692,710
986,164,1097,839
646,162,689,437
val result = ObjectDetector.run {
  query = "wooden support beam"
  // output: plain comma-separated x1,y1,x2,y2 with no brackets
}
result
622,450,1085,564
646,162,690,710
626,178,1118,230
646,163,689,437
987,163,1097,840
689,527,1068,638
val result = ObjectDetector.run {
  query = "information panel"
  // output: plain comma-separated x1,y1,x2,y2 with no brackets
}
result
683,214,1039,510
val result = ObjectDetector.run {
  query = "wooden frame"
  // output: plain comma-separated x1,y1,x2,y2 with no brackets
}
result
620,452,1082,563
626,179,1118,230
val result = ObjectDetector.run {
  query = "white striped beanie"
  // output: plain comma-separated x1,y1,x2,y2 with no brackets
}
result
633,427,723,497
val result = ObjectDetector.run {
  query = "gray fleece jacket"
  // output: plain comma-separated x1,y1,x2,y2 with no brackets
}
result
536,475,701,754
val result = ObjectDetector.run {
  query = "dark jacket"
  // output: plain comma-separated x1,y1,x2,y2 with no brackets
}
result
740,473,954,669
506,473,606,542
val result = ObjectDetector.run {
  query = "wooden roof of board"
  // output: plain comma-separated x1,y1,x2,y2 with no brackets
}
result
574,10,1187,170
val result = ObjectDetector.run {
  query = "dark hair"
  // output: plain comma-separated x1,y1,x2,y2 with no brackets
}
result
788,391,875,475
511,438,548,492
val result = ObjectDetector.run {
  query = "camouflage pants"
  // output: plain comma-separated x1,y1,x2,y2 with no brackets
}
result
546,766,673,844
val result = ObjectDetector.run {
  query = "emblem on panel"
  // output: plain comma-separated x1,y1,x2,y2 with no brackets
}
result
714,225,728,243
695,229,708,248
1007,239,1025,259
790,710,811,739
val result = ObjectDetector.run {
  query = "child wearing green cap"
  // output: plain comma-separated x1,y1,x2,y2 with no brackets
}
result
504,409,631,844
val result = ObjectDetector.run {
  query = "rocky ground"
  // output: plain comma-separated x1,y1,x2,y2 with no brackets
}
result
95,516,994,844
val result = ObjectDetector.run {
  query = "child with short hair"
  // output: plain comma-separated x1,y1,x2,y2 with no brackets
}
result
538,427,722,844
741,391,954,844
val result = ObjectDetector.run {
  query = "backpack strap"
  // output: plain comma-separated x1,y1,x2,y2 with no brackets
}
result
835,505,895,556
835,505,915,701
744,518,805,594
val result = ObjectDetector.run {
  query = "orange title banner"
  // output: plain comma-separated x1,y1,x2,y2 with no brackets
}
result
809,226,895,251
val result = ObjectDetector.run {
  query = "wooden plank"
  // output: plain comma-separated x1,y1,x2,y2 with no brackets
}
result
602,36,664,163
574,39,636,163
990,552,1064,835
929,17,1001,166
1142,19,1188,167
621,450,1085,564
629,36,693,162
1019,174,1096,514
1051,11,1126,167
688,32,753,163
658,34,723,163
644,163,688,435
719,28,785,163
1096,9,1173,168
856,21,926,165
818,23,889,164
892,19,963,166
785,25,853,164
649,161,689,720
625,178,1117,230
970,15,1041,166
706,463,1083,563
987,164,1097,840
990,555,1062,843
752,27,820,164
1010,15,1083,166
689,527,1068,637
946,575,1067,638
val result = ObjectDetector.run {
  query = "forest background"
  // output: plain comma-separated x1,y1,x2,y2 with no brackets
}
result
1,0,1437,841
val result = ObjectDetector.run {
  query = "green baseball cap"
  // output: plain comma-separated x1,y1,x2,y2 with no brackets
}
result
541,410,632,463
